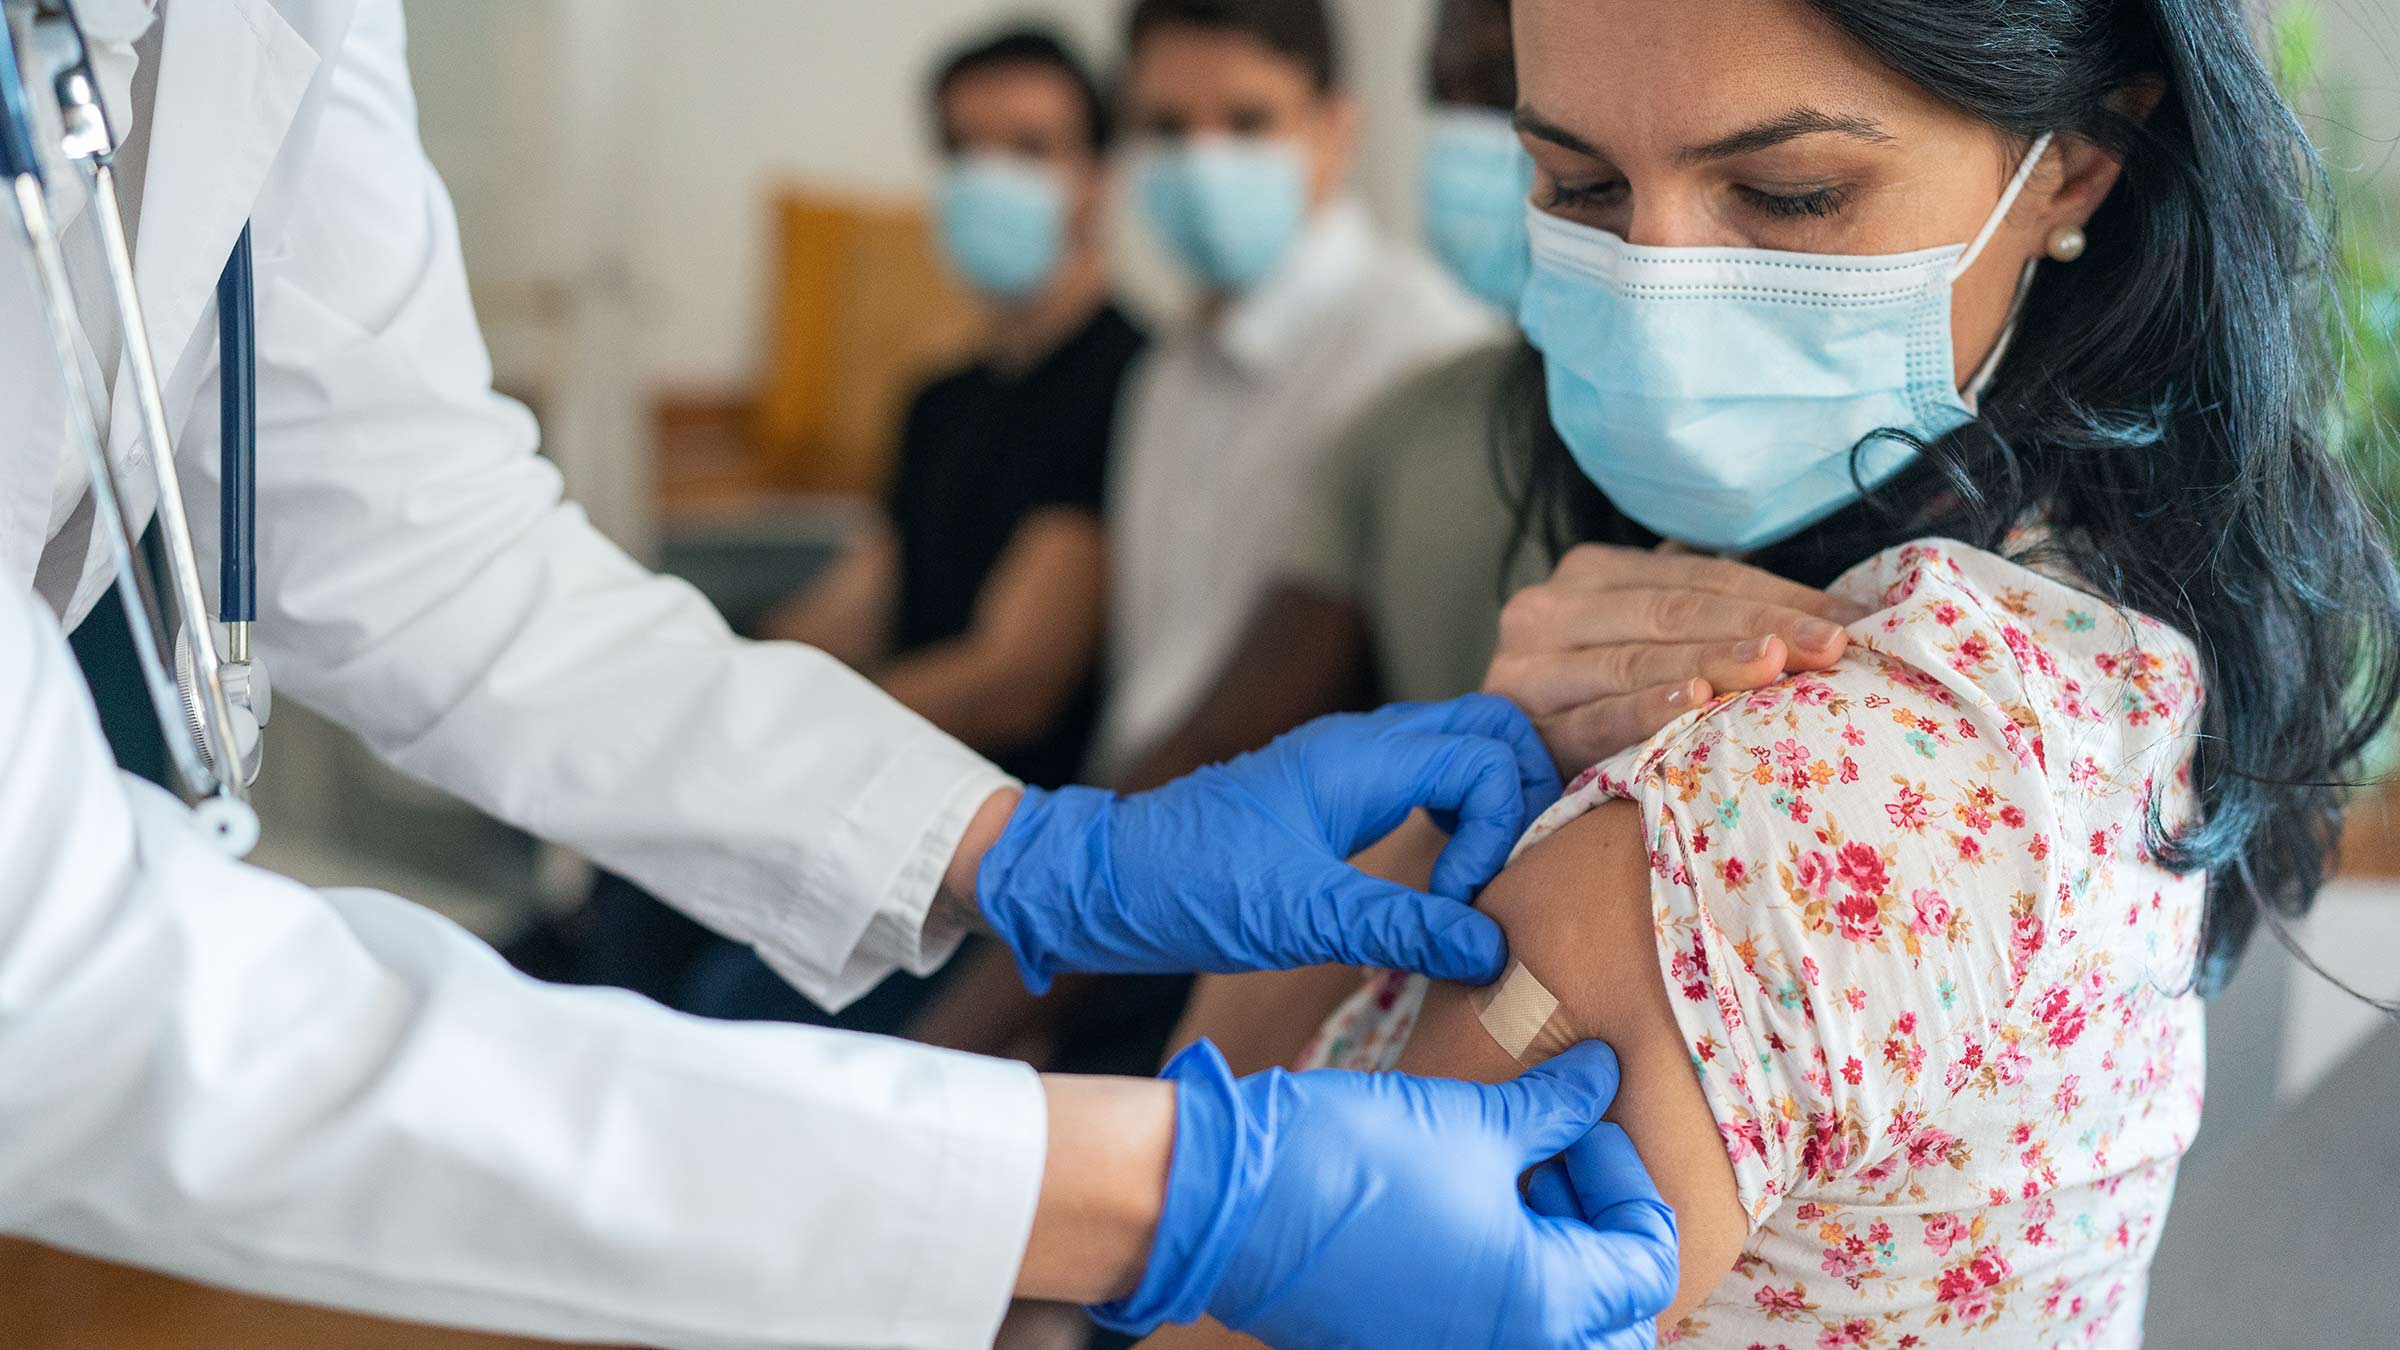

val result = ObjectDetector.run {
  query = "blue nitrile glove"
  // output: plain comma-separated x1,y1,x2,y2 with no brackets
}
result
976,696,1559,991
1090,1039,1679,1349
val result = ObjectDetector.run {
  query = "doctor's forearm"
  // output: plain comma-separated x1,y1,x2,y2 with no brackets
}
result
1018,1074,1177,1303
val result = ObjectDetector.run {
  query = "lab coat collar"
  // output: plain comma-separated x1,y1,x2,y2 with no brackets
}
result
1215,198,1378,377
124,0,317,407
74,0,158,44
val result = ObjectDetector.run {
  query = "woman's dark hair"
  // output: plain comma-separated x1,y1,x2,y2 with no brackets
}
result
1127,0,1342,94
1497,0,2400,997
931,27,1115,154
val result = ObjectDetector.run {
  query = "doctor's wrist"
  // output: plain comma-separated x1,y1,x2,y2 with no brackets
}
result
939,786,1023,931
1019,1073,1175,1305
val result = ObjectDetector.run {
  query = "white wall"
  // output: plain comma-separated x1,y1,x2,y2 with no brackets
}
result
404,0,1442,396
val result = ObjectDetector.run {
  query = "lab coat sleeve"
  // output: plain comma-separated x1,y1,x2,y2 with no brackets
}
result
204,0,1012,1008
0,584,1045,1350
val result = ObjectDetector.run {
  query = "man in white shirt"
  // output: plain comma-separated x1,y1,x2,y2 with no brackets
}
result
1093,0,1498,782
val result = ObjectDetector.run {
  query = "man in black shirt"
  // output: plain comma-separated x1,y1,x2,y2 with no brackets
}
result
514,28,1144,1029
761,27,1143,789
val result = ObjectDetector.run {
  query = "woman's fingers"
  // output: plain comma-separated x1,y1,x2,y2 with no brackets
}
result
1496,630,1822,717
1550,685,1689,774
1536,681,1707,776
1485,550,1866,776
1551,543,1869,622
1500,584,1852,660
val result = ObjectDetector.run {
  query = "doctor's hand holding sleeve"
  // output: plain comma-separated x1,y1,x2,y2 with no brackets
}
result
1032,1040,1676,1348
963,695,1558,990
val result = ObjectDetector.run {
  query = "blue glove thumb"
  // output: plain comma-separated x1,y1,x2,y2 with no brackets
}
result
1091,1039,1680,1349
1511,1047,1682,1338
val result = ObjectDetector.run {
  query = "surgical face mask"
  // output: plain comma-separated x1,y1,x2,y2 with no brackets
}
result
1420,106,1535,313
1135,138,1310,291
1520,132,2055,554
936,153,1069,301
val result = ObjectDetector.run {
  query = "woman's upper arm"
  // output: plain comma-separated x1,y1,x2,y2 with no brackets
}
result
1395,801,1750,1332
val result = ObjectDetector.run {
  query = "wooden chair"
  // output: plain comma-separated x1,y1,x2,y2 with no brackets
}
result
663,188,981,505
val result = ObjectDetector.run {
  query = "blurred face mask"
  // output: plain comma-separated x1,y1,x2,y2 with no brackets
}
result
1419,106,1535,314
1520,132,2054,554
1135,138,1310,292
936,153,1069,301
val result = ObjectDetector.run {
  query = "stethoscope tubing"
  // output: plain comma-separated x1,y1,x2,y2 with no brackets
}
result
218,223,255,632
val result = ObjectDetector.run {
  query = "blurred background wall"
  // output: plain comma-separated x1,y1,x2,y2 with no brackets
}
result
407,0,1444,397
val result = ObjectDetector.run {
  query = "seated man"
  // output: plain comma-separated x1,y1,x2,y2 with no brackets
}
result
760,25,1140,788
511,26,1144,1027
1090,0,1499,782
1117,0,1533,794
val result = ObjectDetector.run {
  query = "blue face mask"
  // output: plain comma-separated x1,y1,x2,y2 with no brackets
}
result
1519,132,2054,554
1136,139,1310,291
1420,106,1535,314
936,153,1068,301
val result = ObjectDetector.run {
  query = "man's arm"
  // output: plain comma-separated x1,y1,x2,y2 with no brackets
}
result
1118,583,1376,791
755,521,900,671
877,509,1108,754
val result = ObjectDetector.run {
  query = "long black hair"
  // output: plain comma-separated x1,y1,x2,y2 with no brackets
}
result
1498,0,2400,996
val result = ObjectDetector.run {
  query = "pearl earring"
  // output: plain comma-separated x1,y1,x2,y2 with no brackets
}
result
2045,224,2087,262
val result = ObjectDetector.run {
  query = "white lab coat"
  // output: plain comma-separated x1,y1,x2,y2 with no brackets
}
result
0,1,1048,1345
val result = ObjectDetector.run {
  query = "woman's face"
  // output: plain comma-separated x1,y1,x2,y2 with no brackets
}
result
1513,0,2111,388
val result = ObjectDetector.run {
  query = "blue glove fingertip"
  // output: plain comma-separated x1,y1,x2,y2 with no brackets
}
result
1441,906,1511,985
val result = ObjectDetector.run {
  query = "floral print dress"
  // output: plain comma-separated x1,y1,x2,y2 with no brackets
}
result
1302,540,2208,1348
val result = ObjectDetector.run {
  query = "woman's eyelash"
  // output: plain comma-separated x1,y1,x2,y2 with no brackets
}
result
1740,185,1852,219
1542,179,1624,210
1542,179,1855,220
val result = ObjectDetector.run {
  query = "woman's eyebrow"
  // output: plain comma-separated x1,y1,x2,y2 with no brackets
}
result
1678,108,1894,164
1513,106,1605,158
1512,104,1895,165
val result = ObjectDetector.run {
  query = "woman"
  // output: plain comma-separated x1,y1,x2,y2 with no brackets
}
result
1155,0,2400,1345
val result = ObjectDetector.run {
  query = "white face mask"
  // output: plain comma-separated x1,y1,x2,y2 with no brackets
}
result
1133,138,1311,292
1519,132,2055,554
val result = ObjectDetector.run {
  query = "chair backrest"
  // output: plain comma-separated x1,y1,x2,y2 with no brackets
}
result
752,190,982,494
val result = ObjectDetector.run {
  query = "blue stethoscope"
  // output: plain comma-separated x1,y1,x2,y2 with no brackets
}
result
4,0,264,854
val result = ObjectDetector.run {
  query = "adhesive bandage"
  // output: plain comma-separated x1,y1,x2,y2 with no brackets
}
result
1471,960,1581,1066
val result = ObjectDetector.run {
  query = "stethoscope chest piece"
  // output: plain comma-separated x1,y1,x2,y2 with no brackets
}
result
175,618,270,788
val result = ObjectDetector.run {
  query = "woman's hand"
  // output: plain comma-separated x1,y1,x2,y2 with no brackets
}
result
1486,544,1868,776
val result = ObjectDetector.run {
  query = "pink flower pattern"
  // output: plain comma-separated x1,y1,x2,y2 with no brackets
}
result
1301,541,2207,1348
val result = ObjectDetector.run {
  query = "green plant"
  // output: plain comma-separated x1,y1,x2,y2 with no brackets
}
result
2275,5,2400,548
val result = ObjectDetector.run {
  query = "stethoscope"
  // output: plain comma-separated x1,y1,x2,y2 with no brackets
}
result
3,0,264,856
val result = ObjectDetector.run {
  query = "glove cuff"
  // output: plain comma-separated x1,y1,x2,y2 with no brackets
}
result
1087,1041,1275,1336
974,784,1114,994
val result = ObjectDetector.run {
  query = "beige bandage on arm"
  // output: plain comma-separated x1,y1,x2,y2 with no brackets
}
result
1471,960,1584,1066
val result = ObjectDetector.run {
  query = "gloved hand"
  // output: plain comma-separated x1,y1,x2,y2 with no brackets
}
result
976,696,1559,991
1090,1040,1678,1349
